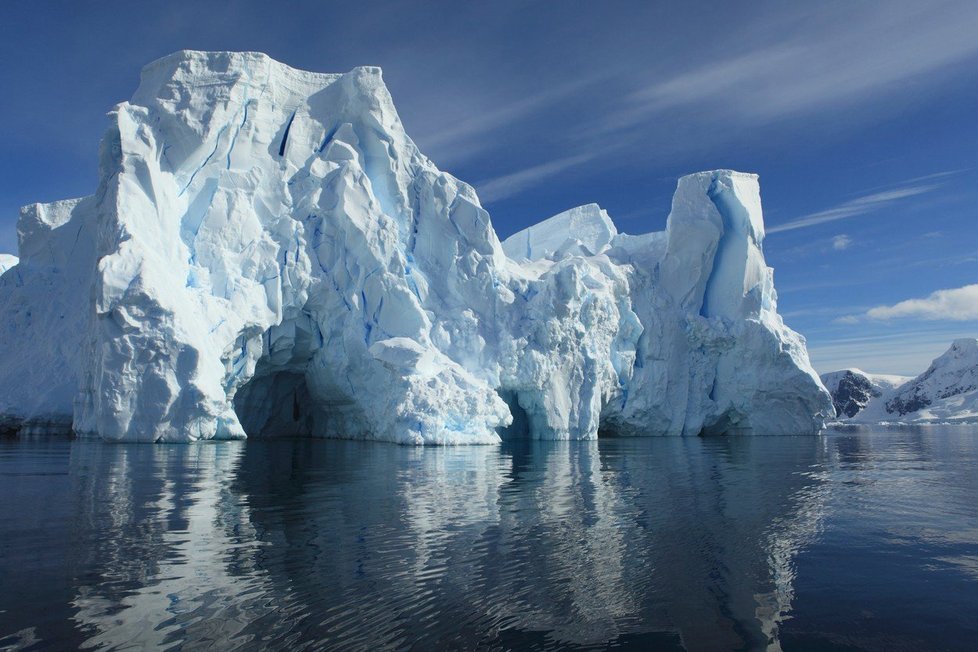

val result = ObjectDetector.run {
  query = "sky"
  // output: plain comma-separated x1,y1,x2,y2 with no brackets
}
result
0,0,975,375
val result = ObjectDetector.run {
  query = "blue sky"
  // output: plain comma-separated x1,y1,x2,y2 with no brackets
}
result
1,0,975,375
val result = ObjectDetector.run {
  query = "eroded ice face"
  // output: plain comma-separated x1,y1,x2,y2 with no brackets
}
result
0,50,831,442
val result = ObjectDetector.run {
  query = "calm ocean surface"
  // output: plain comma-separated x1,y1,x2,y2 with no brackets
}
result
1,427,977,651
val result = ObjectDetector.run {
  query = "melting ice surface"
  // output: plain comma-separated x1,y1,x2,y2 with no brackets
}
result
3,427,978,651
0,50,832,442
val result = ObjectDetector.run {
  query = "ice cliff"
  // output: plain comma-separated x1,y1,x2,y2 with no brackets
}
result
822,338,978,425
0,51,832,442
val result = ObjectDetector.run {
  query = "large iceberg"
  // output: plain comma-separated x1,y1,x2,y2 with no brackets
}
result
0,51,832,442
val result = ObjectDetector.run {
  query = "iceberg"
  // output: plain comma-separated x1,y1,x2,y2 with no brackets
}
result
0,51,832,442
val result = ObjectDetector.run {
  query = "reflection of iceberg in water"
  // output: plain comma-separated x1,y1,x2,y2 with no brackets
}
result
227,440,524,649
482,441,647,645
398,444,511,571
229,438,832,650
60,436,834,650
221,439,663,648
755,454,831,651
394,441,647,647
10,429,978,650
68,442,284,649
590,436,832,652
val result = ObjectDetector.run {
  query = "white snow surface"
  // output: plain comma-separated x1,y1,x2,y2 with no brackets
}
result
822,339,978,425
0,51,832,442
502,203,617,261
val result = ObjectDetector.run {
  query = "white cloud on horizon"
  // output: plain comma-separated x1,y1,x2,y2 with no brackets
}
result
835,284,978,324
863,284,978,322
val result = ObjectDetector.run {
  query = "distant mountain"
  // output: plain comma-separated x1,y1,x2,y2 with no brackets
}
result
821,339,978,424
819,369,910,419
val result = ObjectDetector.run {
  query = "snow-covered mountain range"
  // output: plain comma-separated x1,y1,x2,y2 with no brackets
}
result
821,338,978,424
0,51,832,442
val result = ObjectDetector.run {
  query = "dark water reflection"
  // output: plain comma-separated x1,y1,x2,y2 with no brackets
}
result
2,428,978,651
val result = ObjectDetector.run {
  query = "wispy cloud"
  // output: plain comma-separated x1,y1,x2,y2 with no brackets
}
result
604,2,978,133
850,284,978,322
476,154,592,203
848,169,969,194
601,45,803,131
778,276,877,294
767,182,941,234
415,4,978,204
414,76,602,161
807,327,975,375
781,304,872,320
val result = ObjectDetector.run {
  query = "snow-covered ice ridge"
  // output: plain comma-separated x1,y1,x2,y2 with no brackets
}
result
0,51,832,443
822,338,978,425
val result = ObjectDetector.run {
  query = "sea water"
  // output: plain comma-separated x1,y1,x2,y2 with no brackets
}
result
1,427,977,650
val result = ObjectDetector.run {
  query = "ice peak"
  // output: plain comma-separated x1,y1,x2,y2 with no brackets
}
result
922,339,978,373
502,203,617,261
139,49,345,84
949,338,978,353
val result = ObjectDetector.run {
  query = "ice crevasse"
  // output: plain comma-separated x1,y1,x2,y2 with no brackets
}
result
0,51,833,443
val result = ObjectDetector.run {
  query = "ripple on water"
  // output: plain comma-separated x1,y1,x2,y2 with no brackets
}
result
0,427,977,650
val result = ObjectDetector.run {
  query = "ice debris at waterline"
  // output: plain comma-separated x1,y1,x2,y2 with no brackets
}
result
0,51,832,443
